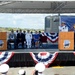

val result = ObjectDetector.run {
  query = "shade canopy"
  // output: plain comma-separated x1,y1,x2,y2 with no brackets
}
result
0,1,75,13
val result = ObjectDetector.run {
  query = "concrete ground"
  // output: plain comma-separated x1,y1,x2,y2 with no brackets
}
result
1,66,75,75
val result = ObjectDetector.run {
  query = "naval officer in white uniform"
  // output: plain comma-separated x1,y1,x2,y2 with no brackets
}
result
25,30,32,48
59,21,68,32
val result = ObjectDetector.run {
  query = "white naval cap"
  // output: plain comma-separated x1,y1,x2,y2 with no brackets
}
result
18,69,25,75
61,21,66,24
35,62,45,72
0,64,9,75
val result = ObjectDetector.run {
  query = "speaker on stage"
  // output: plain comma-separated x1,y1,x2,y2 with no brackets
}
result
59,32,74,50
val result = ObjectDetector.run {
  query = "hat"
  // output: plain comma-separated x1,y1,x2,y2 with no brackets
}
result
0,64,9,74
61,21,66,24
35,62,45,72
18,69,25,75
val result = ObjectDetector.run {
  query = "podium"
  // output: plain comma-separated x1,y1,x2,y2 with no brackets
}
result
0,32,7,50
59,32,74,50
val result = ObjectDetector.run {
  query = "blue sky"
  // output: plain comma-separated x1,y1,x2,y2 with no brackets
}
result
0,13,51,29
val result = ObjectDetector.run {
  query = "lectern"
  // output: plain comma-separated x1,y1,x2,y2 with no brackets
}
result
59,32,74,50
0,32,7,50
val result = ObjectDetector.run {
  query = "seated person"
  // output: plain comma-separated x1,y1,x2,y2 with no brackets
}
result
33,31,40,48
38,31,42,46
17,29,24,48
23,30,26,48
41,35,47,48
41,35,47,43
8,29,16,48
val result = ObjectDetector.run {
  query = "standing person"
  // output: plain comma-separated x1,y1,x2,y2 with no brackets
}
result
0,64,9,75
17,29,24,48
25,30,32,48
59,21,68,32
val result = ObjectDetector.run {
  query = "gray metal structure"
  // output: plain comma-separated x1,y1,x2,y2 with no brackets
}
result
45,16,59,33
0,1,74,13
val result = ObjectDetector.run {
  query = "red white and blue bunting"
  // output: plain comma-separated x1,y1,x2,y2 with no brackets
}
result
0,52,14,65
73,52,75,55
42,33,58,43
30,52,58,68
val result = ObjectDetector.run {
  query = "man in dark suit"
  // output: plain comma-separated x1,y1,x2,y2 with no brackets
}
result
17,29,24,48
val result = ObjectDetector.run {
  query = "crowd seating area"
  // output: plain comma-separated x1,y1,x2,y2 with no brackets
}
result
7,30,49,50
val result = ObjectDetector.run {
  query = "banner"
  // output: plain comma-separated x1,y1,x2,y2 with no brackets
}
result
0,52,14,65
30,52,58,68
60,16,75,31
42,33,58,43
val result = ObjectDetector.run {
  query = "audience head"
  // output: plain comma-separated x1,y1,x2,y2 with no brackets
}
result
27,30,30,33
31,31,33,34
20,29,22,33
11,29,14,33
61,21,66,26
23,31,26,34
0,64,9,75
18,69,25,75
39,31,41,34
35,62,45,75
16,30,18,33
35,31,38,34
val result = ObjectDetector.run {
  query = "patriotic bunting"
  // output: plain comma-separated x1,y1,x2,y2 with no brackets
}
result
0,52,14,65
30,52,58,68
42,33,58,43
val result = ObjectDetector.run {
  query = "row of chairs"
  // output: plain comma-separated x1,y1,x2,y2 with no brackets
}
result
8,42,26,49
7,42,48,49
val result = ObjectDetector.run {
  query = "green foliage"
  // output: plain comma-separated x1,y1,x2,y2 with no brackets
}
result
0,27,44,32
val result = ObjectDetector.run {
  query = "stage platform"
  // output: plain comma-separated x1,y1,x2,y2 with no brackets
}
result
8,48,59,53
0,44,75,68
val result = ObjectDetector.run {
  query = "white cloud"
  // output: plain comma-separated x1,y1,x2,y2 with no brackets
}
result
0,13,51,29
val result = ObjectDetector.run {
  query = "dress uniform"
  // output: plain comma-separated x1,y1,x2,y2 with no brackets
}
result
0,64,9,75
59,25,68,32
25,31,32,48
59,22,68,32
